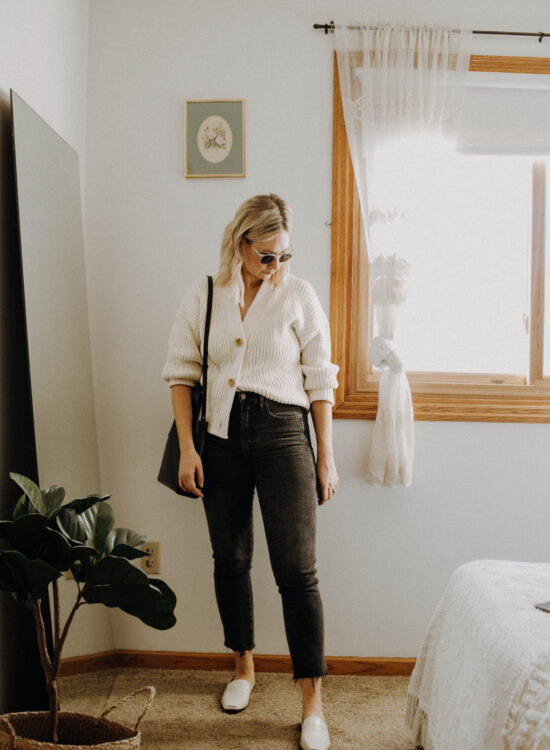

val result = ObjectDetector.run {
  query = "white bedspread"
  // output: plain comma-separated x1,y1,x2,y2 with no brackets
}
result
406,559,550,750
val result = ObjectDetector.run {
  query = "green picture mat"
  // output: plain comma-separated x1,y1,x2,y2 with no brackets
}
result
186,101,244,176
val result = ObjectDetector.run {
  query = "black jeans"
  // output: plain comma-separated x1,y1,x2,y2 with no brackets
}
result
202,391,327,680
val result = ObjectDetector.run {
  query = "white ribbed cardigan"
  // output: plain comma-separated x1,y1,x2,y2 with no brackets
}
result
161,274,339,439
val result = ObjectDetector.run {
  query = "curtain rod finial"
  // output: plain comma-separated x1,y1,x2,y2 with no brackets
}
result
313,22,335,34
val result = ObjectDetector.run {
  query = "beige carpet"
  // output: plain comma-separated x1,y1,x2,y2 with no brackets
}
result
59,668,417,749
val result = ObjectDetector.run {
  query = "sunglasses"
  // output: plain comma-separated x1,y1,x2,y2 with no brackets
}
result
247,242,293,265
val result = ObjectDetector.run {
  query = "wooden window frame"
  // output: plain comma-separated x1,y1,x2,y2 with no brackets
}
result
330,53,550,422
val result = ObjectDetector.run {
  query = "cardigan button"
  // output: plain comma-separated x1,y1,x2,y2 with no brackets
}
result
235,337,244,346
228,378,235,387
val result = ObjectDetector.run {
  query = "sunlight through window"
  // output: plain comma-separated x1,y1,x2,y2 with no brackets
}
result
370,135,534,375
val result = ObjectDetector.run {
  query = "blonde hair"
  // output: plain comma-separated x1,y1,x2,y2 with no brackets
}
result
215,194,293,306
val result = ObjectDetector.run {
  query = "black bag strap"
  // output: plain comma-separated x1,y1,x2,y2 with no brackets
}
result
199,276,213,420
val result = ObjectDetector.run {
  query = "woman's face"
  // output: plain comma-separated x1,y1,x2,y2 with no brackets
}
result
240,231,291,286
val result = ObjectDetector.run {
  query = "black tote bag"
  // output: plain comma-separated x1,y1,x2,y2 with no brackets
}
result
158,275,213,497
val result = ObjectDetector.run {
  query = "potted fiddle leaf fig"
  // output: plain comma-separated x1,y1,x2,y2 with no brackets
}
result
0,472,176,748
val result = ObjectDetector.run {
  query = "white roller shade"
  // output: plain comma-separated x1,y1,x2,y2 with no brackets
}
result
456,72,550,154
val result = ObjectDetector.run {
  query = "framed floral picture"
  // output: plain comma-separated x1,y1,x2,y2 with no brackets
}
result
185,99,245,178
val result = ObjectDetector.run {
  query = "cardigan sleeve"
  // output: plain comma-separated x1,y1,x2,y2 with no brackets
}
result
161,277,204,387
293,280,339,405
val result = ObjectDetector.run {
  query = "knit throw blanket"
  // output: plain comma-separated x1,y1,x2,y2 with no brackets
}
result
406,560,550,750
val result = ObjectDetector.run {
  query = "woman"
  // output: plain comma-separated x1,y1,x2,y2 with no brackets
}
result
162,194,339,750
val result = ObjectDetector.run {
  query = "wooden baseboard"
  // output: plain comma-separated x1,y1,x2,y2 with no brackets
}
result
59,651,120,676
59,650,415,677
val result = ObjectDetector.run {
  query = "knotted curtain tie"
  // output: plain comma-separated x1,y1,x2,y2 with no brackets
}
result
369,336,403,371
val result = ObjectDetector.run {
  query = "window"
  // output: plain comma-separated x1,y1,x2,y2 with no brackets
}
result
330,54,550,422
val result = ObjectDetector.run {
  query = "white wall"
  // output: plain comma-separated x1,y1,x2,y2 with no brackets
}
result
0,0,90,194
0,0,114,660
84,0,550,659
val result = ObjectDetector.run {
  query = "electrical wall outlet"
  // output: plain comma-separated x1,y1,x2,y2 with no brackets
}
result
141,541,161,575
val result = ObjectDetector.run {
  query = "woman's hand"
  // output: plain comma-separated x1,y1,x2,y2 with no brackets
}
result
178,449,204,498
310,400,338,505
171,386,204,498
316,454,338,505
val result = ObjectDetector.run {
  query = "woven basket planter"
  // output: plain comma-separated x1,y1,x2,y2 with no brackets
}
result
0,686,155,750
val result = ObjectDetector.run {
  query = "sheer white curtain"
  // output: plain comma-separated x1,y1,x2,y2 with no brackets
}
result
335,23,472,487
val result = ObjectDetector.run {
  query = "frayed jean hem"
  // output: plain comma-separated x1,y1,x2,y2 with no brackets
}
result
292,669,328,685
225,642,255,654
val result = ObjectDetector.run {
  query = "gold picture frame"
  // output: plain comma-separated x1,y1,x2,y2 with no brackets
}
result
185,99,245,178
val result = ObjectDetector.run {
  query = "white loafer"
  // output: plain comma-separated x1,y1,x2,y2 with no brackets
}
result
300,715,330,750
220,678,254,713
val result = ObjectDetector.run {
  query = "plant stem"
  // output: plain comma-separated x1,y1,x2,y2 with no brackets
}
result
33,600,53,680
34,600,58,742
36,584,87,743
51,586,85,676
47,680,59,744
52,578,61,649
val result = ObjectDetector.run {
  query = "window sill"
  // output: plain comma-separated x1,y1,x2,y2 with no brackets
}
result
333,380,550,422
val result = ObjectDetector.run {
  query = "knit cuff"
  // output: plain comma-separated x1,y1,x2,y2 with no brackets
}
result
168,378,197,388
307,388,335,406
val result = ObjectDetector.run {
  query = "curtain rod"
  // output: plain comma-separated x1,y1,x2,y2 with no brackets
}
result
313,22,549,42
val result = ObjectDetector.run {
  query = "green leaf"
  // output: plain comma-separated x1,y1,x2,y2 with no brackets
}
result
67,544,100,582
0,513,103,574
110,544,149,560
85,503,115,554
0,513,48,557
52,493,112,518
84,556,177,630
104,528,147,556
85,555,145,586
0,517,88,572
37,528,75,570
56,503,115,555
13,493,33,521
0,550,60,601
42,485,65,517
0,515,47,552
0,516,47,553
69,544,100,564
9,474,45,515
55,509,87,543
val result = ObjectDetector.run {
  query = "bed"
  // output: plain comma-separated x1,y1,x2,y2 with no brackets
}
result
406,559,550,750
